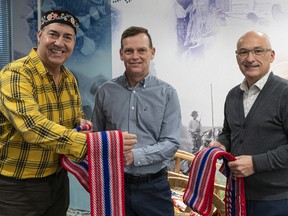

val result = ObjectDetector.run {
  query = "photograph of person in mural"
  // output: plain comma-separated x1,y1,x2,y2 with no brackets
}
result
210,31,288,215
188,110,201,153
174,0,227,56
174,0,193,53
92,26,181,216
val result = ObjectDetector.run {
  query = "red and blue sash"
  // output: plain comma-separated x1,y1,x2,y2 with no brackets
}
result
61,130,125,216
183,147,246,216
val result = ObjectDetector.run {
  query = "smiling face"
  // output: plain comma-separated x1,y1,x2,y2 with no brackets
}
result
36,22,76,72
120,33,155,87
236,31,275,87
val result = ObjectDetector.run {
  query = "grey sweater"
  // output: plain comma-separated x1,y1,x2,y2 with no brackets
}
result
218,72,288,200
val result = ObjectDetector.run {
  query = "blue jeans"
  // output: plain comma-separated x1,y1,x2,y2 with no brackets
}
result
125,174,174,216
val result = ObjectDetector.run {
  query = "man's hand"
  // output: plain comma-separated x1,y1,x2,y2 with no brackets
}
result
124,151,134,166
122,133,136,166
209,141,226,151
122,133,137,152
76,119,93,133
228,155,254,178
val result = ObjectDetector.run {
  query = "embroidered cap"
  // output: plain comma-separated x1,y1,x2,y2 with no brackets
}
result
40,10,80,33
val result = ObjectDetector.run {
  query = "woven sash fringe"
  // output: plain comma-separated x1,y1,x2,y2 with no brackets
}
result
183,147,246,216
61,130,125,216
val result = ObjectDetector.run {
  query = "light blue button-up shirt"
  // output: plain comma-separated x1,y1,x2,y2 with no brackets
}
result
92,73,181,175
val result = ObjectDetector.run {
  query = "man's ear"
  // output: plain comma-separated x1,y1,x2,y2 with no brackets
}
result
120,49,124,61
150,47,156,60
37,30,43,44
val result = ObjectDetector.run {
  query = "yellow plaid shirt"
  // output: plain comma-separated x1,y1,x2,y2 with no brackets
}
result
0,48,87,179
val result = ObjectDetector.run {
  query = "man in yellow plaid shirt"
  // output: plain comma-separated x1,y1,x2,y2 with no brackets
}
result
0,9,136,216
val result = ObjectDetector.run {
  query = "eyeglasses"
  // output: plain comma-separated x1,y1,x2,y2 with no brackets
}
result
235,48,272,57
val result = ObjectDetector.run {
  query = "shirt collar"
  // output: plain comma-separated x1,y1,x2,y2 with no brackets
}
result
122,72,153,89
240,71,271,92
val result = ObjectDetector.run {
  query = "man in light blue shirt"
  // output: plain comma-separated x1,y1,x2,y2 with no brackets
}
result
92,26,181,216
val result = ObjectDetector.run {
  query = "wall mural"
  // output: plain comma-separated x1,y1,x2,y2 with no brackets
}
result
112,0,288,155
14,0,288,214
111,0,288,198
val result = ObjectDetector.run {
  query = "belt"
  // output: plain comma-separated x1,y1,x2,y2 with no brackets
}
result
124,168,167,184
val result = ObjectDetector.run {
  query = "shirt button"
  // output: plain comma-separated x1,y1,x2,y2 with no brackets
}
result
133,90,136,93
132,106,134,110
138,161,141,165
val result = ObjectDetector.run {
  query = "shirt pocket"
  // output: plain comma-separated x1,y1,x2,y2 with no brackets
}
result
138,105,164,134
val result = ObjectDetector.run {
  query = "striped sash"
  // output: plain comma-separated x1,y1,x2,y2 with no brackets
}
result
61,130,125,216
183,147,246,216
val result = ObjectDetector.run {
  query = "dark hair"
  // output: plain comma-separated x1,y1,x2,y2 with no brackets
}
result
121,26,153,49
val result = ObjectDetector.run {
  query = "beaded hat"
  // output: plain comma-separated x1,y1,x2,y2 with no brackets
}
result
40,10,80,33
